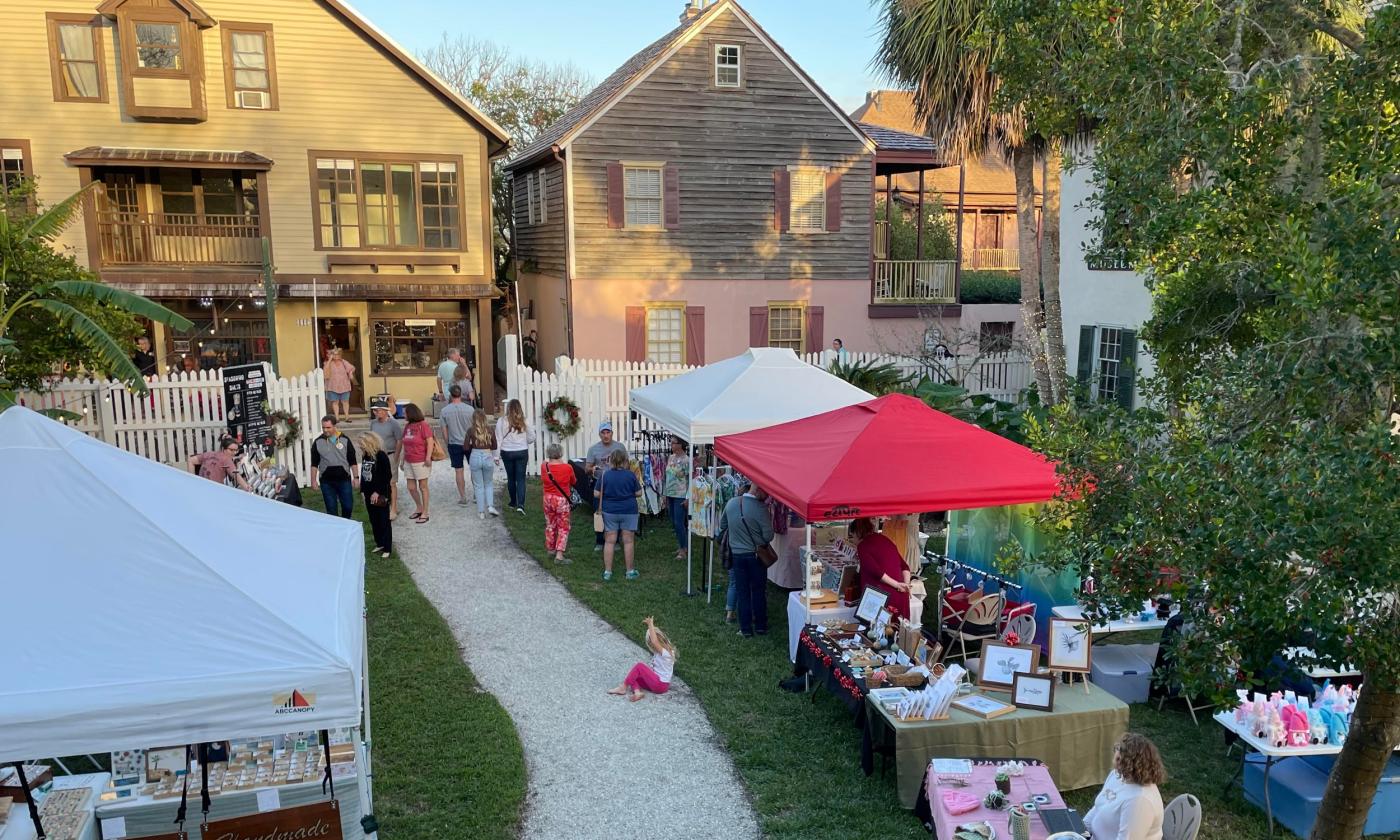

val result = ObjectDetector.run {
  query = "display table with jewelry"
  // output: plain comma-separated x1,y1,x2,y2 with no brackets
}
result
792,614,934,722
923,758,1088,840
864,676,1128,809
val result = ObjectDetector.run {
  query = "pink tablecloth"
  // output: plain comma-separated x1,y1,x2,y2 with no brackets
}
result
926,760,1069,840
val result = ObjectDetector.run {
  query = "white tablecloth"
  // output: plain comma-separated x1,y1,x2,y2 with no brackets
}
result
1052,602,1173,636
2,773,108,840
786,590,857,662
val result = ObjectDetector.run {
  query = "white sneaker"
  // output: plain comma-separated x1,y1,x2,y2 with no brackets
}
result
488,507,500,517
478,512,485,521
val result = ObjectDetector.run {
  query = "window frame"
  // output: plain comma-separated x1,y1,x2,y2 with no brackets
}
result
644,302,686,365
370,308,470,376
766,301,806,352
308,150,466,252
153,169,260,223
622,162,665,231
0,140,34,213
978,321,1015,354
46,13,108,103
221,21,279,111
535,169,548,224
1093,325,1124,404
525,171,537,225
787,165,828,233
713,43,742,89
124,11,192,79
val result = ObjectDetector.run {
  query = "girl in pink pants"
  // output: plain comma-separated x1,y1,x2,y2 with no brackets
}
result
608,616,677,702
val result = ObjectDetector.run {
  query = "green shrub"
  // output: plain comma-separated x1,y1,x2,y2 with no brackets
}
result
959,271,1020,304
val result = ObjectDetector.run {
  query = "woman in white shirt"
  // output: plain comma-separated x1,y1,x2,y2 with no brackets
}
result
1085,733,1166,840
495,399,537,514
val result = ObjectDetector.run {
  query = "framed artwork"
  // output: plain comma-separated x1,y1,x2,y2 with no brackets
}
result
145,746,188,781
1012,672,1057,712
951,693,1017,719
976,640,1041,691
855,587,888,624
1047,618,1093,673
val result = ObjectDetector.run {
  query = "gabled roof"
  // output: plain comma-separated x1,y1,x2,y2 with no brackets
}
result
97,0,216,27
320,0,510,157
505,0,872,171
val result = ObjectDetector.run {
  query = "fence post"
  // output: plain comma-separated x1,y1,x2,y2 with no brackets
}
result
503,334,520,400
95,379,117,445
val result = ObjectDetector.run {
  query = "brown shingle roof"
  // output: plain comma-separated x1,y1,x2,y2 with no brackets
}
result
64,147,275,169
505,8,715,170
857,122,937,154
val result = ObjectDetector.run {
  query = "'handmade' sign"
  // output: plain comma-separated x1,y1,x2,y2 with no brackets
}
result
202,800,342,840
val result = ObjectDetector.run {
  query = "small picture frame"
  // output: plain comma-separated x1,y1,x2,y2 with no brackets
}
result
855,587,888,624
1047,618,1093,673
975,640,1041,691
1012,672,1057,712
951,693,1017,719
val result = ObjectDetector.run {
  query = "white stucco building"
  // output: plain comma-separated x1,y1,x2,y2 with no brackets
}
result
1059,159,1155,408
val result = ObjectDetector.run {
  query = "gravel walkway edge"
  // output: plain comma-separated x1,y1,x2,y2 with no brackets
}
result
392,465,761,840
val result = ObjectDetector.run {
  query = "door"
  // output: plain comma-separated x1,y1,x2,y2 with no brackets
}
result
320,317,365,410
99,170,143,263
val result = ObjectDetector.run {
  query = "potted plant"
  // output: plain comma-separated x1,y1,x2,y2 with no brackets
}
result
994,770,1011,795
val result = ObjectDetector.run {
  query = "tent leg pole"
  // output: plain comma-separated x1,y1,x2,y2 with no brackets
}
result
358,610,376,838
804,523,812,627
683,442,694,597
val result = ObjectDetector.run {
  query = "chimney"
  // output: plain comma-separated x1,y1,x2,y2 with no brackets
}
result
681,0,707,22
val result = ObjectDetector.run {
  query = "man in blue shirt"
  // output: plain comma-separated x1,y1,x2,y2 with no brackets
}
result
720,483,776,637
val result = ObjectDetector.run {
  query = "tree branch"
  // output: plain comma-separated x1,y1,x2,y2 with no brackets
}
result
1286,1,1366,54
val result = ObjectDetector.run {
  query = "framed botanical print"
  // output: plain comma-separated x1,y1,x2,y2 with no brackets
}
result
1047,618,1093,673
975,640,1041,691
1012,672,1057,712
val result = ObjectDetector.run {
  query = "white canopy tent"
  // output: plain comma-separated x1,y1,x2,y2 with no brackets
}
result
629,347,872,445
629,348,871,595
0,407,370,822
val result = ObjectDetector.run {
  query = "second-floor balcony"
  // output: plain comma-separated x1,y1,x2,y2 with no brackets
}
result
964,247,1019,271
96,211,262,267
874,259,957,304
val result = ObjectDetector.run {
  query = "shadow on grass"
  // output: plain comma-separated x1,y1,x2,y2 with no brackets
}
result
304,494,526,840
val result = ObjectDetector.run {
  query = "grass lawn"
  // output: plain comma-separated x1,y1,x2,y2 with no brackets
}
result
303,494,526,840
501,479,1335,840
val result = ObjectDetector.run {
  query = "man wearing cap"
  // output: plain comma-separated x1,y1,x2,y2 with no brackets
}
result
368,398,403,519
584,420,628,551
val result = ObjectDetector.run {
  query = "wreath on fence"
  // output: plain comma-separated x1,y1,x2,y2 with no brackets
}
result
262,404,302,449
542,395,582,438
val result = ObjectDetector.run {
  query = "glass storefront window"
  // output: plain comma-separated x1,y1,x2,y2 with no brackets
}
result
372,318,467,374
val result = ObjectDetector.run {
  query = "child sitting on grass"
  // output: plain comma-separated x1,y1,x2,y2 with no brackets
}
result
608,616,677,702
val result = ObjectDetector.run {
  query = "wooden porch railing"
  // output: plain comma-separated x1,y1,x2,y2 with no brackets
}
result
964,247,1019,271
873,259,958,304
96,211,262,266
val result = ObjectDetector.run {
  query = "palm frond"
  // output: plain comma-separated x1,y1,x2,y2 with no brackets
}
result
48,281,194,330
29,299,147,392
871,0,1025,160
21,183,96,244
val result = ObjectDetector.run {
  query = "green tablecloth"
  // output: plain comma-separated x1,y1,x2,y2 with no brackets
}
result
866,681,1128,808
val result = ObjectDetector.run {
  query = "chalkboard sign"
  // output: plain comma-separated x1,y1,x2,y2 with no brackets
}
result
222,363,271,451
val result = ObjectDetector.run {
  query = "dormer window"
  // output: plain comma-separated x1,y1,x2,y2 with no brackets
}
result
98,0,215,121
714,44,741,88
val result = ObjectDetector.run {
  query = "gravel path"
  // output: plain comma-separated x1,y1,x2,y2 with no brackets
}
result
392,464,761,840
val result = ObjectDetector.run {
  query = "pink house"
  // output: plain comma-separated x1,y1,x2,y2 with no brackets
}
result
507,0,1013,370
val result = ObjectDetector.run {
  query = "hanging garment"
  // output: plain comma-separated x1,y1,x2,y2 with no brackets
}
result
688,474,715,537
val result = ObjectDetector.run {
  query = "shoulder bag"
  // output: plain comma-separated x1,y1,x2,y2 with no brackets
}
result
424,423,447,462
742,500,780,568
593,470,608,532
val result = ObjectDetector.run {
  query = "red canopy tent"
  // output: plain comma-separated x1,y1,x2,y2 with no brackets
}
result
712,393,1060,522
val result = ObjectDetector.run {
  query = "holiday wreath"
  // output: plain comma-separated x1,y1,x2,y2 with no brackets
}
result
262,404,302,449
542,395,581,438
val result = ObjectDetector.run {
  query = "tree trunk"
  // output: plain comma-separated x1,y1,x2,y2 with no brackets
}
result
1013,145,1052,399
1310,683,1400,840
1039,142,1068,405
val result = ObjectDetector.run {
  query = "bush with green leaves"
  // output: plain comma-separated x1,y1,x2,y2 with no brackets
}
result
958,271,1020,304
875,197,956,261
825,357,910,397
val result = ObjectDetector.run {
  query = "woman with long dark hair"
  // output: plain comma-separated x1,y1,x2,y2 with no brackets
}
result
495,398,536,513
399,403,433,524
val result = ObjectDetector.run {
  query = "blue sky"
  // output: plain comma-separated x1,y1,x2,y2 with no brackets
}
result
348,0,889,113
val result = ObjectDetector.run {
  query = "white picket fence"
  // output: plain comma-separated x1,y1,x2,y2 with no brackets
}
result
14,366,325,483
503,335,1032,470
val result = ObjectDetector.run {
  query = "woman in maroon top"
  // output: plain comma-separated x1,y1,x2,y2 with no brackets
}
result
850,517,912,619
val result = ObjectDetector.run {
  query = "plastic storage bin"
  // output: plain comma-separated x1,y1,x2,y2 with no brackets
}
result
1089,643,1158,704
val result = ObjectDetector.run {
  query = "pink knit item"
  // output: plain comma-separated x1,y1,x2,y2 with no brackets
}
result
942,790,981,815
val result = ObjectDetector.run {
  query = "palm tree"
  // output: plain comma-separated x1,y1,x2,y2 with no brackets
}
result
873,0,1068,405
1,185,192,410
